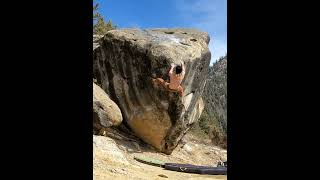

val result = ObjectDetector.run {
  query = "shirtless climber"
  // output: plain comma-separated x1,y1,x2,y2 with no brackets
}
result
152,62,186,97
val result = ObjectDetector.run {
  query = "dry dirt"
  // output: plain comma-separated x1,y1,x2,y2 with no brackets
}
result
93,131,227,180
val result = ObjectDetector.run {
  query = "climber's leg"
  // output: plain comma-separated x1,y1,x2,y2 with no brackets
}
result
177,85,184,97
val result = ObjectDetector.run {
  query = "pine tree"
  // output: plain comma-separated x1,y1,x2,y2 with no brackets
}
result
93,2,99,21
93,1,116,35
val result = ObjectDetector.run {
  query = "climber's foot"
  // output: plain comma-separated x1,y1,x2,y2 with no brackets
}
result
151,78,157,84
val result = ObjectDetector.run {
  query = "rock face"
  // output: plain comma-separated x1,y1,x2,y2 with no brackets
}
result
93,82,123,131
93,28,211,154
93,34,103,51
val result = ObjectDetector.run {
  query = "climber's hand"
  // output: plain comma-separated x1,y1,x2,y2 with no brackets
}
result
171,63,175,67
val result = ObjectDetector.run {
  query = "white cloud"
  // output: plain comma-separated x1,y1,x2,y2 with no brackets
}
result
209,39,227,65
175,0,227,65
177,0,219,14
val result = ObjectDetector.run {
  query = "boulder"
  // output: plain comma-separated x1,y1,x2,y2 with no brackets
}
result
93,28,210,154
93,82,123,130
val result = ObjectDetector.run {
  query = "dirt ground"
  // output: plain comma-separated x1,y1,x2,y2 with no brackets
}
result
93,132,227,180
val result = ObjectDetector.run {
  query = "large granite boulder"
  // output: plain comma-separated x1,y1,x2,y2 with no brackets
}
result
93,28,210,154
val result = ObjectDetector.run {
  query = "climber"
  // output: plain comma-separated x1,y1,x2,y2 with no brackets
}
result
152,62,185,97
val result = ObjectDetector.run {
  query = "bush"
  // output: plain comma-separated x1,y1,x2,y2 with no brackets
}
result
209,127,227,149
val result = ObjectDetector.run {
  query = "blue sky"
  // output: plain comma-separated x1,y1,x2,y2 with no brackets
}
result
96,0,227,65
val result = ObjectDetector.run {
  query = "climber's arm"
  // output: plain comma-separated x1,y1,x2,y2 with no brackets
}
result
169,63,175,75
181,62,186,79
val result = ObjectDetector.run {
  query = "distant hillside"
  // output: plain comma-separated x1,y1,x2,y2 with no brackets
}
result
204,55,227,133
190,55,227,148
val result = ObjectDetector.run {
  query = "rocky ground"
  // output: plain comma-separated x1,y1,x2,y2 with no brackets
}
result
93,130,227,180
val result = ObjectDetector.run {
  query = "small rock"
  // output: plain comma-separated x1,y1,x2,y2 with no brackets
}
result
109,168,128,175
119,168,128,175
158,174,168,178
132,142,141,151
110,169,117,173
184,144,193,152
221,150,227,153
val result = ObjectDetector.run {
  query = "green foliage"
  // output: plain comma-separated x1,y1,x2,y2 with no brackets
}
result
93,2,99,21
208,127,227,149
198,110,216,134
93,1,116,35
93,17,116,35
